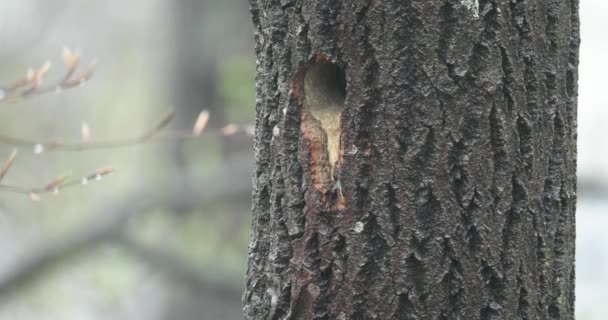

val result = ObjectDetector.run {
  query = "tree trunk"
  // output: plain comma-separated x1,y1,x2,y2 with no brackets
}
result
243,0,579,319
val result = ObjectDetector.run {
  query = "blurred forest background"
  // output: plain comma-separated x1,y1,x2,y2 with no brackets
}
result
0,0,605,319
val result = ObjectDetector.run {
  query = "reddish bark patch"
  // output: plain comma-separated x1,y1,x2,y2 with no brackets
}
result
300,111,347,211
314,52,332,63
300,112,332,194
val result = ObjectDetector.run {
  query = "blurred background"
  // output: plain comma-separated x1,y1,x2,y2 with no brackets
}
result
0,1,605,319
0,1,253,319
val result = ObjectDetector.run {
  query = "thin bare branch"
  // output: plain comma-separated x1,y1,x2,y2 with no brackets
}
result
0,149,17,182
139,111,176,142
0,111,174,151
0,113,252,153
0,166,113,199
0,49,97,104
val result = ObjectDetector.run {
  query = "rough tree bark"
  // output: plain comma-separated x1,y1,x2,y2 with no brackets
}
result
243,0,579,319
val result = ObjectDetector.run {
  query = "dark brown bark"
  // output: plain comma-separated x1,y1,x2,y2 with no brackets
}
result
244,0,579,319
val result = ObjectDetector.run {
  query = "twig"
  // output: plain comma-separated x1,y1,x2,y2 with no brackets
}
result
0,112,253,153
0,108,252,198
0,48,97,104
0,148,112,199
0,111,175,152
0,149,17,182
0,166,114,199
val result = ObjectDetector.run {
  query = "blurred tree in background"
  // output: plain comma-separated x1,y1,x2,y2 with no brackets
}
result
0,1,254,319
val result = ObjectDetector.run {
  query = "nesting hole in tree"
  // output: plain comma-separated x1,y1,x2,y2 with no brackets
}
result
301,59,346,193
303,61,346,114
